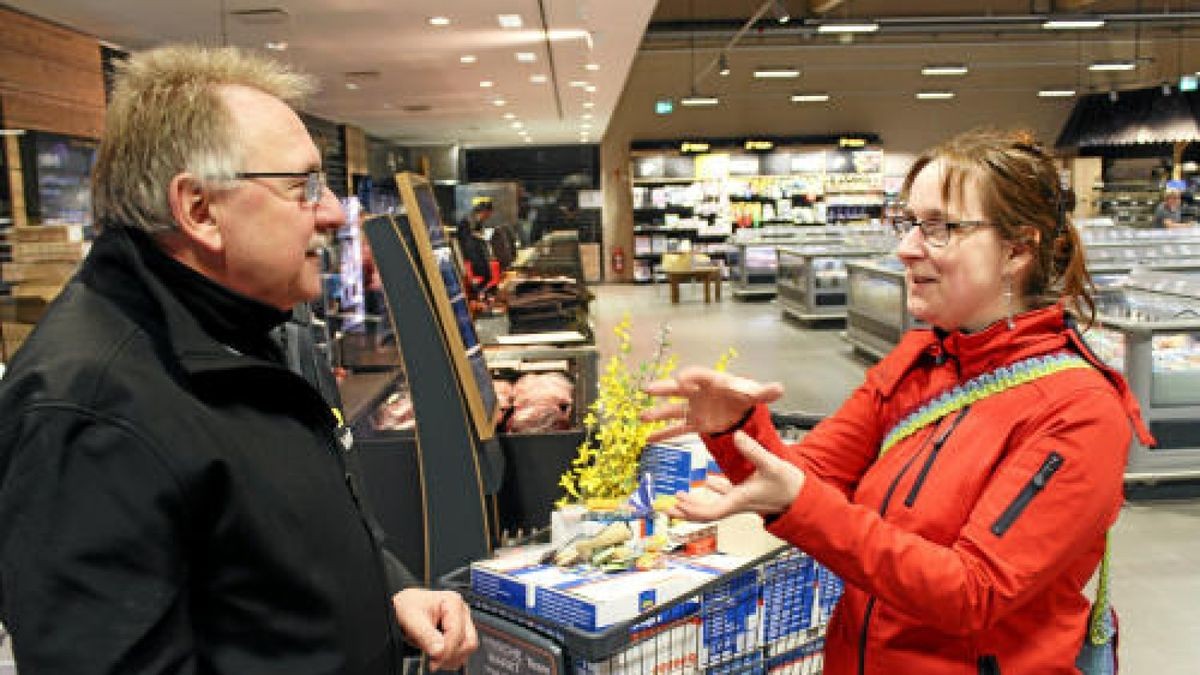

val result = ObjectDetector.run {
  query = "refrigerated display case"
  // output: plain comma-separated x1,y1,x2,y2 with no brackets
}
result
776,245,888,321
1084,270,1200,481
845,257,921,358
728,224,892,299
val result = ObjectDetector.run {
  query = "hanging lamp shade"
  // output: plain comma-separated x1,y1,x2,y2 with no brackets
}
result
1056,86,1200,148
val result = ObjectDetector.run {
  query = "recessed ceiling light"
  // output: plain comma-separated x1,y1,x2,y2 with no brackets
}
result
265,41,288,51
498,14,523,29
530,74,548,84
428,16,451,27
525,137,534,143
345,82,359,90
916,91,955,100
753,68,800,79
582,101,595,109
790,93,830,102
1089,60,1136,71
680,95,720,106
921,64,969,76
1043,18,1105,30
511,121,523,129
817,21,879,33
581,123,592,129
585,63,600,71
382,102,393,109
584,85,596,93
569,80,588,88
516,52,536,63
582,113,593,119
460,55,477,64
492,98,507,106
503,112,517,119
480,80,494,88
1038,88,1077,97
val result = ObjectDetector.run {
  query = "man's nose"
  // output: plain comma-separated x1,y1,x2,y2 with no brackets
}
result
313,186,346,231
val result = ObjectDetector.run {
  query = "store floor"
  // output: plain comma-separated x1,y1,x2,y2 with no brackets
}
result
590,281,1200,674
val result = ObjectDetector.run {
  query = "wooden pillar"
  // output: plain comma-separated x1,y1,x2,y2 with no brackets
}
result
1174,141,1186,180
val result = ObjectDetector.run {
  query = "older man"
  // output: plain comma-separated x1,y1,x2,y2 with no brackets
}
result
0,46,475,673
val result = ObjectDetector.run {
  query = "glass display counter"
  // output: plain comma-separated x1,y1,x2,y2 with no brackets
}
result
845,257,921,359
1083,271,1200,481
728,224,891,299
776,245,888,322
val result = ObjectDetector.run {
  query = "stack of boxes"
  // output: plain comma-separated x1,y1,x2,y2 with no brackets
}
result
0,224,85,359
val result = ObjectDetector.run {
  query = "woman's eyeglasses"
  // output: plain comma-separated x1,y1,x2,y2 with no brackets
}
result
885,215,991,247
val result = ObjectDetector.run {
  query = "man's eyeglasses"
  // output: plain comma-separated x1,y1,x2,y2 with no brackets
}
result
885,215,991,247
234,171,327,206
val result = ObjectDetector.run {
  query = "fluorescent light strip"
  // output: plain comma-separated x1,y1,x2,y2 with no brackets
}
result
1043,19,1105,29
817,22,879,34
916,91,955,100
753,68,800,79
497,14,522,29
790,93,830,102
515,52,536,63
1038,88,1077,97
921,65,968,76
680,96,720,106
530,74,547,84
1089,60,1136,71
428,16,451,26
460,55,477,64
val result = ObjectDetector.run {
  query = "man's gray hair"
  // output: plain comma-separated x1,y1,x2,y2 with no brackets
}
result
92,45,315,233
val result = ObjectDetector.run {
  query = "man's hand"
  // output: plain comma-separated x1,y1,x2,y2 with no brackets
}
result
392,588,478,671
667,432,805,521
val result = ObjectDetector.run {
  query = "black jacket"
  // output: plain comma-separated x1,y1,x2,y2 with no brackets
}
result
0,227,412,674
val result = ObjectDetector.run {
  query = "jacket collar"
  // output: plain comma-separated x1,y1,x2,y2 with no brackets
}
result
80,226,290,376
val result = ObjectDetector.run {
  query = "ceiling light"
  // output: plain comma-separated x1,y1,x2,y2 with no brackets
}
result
791,93,830,102
515,52,536,63
582,101,595,109
1038,88,1077,97
773,0,790,24
530,74,547,84
584,85,596,92
581,123,592,129
497,14,523,29
525,137,534,143
344,82,359,90
585,63,600,72
680,95,720,106
817,21,879,34
0,129,27,136
265,41,288,51
1089,60,1136,72
428,16,451,27
569,80,588,88
511,121,523,129
1043,18,1105,30
916,91,955,100
503,112,516,119
480,80,494,88
582,113,593,120
754,67,800,79
492,98,507,106
719,53,731,77
921,64,968,76
460,54,477,64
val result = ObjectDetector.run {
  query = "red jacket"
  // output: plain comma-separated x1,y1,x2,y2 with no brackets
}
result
704,306,1153,674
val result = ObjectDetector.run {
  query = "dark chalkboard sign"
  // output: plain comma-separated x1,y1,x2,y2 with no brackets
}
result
466,610,565,675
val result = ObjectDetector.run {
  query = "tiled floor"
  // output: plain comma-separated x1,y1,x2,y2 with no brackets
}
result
591,281,1200,674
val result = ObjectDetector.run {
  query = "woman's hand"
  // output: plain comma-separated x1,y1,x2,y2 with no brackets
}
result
642,366,784,442
667,432,805,521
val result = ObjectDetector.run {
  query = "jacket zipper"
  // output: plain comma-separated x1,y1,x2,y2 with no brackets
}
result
903,407,971,508
858,421,944,675
990,451,1064,537
978,654,1001,674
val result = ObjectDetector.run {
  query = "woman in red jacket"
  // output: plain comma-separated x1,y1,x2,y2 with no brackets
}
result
645,129,1154,674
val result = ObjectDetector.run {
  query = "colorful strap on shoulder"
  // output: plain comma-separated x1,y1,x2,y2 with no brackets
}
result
878,352,1092,457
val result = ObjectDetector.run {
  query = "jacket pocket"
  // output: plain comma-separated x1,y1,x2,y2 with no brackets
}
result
990,451,1064,537
978,654,1001,674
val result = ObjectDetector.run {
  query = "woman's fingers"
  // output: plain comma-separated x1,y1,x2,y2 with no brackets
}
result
640,401,689,423
645,421,695,444
705,474,734,494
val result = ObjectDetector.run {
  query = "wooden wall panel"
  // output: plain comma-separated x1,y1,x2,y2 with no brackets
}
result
0,6,105,139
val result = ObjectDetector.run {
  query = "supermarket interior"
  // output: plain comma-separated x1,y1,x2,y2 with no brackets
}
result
3,1,1200,673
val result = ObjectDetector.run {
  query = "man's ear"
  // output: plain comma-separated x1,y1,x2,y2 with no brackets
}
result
167,173,224,254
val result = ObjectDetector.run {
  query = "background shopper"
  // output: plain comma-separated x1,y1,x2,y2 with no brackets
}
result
1152,185,1190,228
645,129,1155,674
0,46,476,674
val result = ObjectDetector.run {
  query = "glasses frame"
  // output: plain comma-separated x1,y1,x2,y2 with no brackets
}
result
234,171,327,206
886,214,991,247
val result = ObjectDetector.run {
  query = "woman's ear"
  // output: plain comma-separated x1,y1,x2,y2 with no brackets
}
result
1004,225,1039,277
166,173,224,255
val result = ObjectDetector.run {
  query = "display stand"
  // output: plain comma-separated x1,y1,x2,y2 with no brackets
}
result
363,213,494,582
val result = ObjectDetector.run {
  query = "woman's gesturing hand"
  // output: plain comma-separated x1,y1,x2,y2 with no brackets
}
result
666,432,805,521
642,366,784,442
